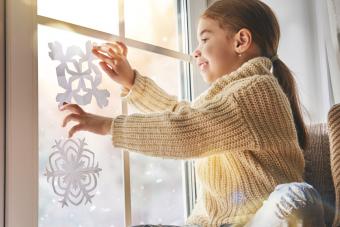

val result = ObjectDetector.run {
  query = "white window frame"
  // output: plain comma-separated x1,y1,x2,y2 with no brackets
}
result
5,0,208,226
1,0,5,225
6,0,39,226
182,0,209,216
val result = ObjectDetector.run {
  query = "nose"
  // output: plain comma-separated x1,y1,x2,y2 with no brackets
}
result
192,47,201,59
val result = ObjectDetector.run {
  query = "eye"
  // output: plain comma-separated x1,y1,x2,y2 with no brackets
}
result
201,38,208,43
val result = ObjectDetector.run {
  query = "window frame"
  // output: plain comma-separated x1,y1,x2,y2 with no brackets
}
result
1,0,5,225
182,0,209,216
6,0,39,226
5,0,208,226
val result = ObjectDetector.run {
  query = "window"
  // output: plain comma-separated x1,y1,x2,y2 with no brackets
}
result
5,1,340,226
6,0,208,227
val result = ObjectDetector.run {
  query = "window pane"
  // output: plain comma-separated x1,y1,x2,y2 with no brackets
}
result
38,25,124,227
126,47,185,225
130,154,185,225
125,0,180,51
37,0,119,35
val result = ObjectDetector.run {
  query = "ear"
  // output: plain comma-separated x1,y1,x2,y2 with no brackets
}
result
233,28,252,55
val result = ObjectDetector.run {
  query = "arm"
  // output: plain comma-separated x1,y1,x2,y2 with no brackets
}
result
61,75,296,160
120,70,189,113
111,93,256,160
234,75,300,148
91,42,186,113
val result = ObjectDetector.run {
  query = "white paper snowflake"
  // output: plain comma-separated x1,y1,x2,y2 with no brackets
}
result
48,41,110,108
44,138,102,207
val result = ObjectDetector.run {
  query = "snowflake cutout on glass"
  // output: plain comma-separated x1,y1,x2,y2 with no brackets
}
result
44,138,102,207
48,41,110,108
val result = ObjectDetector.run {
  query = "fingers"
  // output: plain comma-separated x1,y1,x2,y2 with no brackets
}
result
99,61,117,76
92,49,123,65
106,41,128,56
62,113,81,127
92,41,127,58
107,48,122,60
92,48,111,60
61,112,85,138
116,41,128,56
60,103,84,114
104,43,122,55
59,103,88,138
92,43,121,57
69,124,84,138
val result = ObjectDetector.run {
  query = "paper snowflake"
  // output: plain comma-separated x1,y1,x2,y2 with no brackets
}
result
44,138,102,207
48,41,110,108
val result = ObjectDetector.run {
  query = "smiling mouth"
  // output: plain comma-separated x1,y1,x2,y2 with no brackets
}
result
199,62,208,70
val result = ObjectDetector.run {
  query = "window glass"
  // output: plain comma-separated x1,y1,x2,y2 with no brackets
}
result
37,0,119,35
38,25,124,227
125,0,180,51
126,47,184,225
38,25,185,227
38,0,186,225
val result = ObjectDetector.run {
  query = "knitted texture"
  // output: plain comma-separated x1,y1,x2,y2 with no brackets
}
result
328,104,340,227
111,57,305,226
303,123,335,227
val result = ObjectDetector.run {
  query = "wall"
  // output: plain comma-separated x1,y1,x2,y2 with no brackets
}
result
206,0,333,124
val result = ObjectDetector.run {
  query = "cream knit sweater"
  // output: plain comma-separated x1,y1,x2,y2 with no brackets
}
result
111,57,305,226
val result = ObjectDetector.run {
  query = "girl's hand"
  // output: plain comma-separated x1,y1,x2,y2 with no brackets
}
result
92,41,135,90
60,103,113,138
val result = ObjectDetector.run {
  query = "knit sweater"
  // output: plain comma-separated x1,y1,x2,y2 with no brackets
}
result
111,57,305,226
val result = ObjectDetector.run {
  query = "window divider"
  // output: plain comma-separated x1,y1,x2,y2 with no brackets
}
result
37,15,192,63
180,0,208,218
117,1,133,226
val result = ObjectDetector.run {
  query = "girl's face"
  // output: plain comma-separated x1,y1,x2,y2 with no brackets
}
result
193,17,240,84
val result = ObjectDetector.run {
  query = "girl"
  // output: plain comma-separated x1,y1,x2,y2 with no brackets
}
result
60,0,324,226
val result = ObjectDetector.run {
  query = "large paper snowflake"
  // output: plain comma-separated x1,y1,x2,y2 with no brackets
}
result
44,138,102,207
48,41,110,108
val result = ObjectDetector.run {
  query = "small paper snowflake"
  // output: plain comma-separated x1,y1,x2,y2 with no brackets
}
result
44,138,102,207
48,41,110,108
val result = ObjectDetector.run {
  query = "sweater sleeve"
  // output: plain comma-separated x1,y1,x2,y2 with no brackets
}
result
120,70,188,113
111,93,256,160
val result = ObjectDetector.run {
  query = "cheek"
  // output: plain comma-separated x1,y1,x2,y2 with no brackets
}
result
205,46,233,71
204,44,232,61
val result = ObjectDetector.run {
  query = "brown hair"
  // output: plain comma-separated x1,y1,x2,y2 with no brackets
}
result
202,0,309,150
